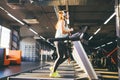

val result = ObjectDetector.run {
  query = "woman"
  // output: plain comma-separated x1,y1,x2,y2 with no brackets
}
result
49,11,73,78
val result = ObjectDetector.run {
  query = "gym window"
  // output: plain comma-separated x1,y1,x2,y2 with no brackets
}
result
0,25,11,54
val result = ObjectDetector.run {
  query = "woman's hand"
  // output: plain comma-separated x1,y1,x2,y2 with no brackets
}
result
69,28,74,32
68,28,74,35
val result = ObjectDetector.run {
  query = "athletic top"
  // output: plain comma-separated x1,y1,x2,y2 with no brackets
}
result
55,20,69,38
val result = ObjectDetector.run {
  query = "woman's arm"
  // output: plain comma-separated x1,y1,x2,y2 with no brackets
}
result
61,20,73,34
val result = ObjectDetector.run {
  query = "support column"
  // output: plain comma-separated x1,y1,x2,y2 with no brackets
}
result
10,26,20,50
115,0,120,79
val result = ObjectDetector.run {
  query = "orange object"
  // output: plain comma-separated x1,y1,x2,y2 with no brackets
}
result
4,53,10,66
3,48,10,66
4,59,10,66
8,50,22,64
0,48,10,66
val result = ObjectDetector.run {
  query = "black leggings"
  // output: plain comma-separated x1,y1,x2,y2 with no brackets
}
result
53,41,69,72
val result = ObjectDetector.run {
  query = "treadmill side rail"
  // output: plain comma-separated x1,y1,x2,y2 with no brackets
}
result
72,41,98,80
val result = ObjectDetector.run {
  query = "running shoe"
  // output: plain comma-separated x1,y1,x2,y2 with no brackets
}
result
49,66,53,71
49,71,61,78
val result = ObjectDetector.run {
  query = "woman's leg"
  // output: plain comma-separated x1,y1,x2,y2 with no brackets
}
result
53,41,64,72
53,42,69,72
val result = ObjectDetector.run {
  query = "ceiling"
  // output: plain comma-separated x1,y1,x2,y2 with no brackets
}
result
0,0,117,49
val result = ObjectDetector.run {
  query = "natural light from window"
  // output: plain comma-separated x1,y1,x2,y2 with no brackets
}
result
0,26,11,54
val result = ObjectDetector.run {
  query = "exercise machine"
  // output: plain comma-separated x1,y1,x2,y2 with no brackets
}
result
49,32,98,80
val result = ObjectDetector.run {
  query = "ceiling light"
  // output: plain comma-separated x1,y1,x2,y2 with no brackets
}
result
7,0,26,9
40,36,45,40
7,13,25,25
101,44,105,47
29,28,38,35
104,12,116,24
23,19,39,24
89,36,93,40
107,41,113,45
23,14,39,24
0,6,24,25
33,36,41,39
95,47,100,49
0,6,8,13
94,28,101,35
